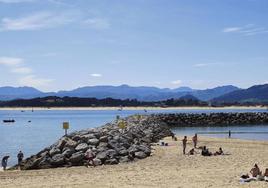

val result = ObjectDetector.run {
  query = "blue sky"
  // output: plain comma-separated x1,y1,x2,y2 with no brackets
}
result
0,0,267,91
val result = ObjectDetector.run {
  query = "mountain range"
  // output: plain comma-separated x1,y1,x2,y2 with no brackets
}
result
212,84,268,104
0,84,240,102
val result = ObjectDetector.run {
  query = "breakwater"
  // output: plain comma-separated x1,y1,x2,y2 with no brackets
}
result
154,112,268,127
18,112,268,170
18,115,172,170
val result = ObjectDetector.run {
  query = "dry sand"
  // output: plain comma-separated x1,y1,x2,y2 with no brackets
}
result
1,136,268,188
0,106,266,111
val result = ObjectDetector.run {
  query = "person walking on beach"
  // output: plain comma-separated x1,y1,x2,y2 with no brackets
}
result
85,147,95,167
1,155,10,171
182,136,187,155
192,134,198,148
17,151,24,170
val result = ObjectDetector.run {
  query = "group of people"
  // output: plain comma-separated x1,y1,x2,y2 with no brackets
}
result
181,134,224,156
240,164,268,182
1,151,24,171
182,134,197,155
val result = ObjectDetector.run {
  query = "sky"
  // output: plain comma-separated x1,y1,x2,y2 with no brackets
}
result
0,0,267,92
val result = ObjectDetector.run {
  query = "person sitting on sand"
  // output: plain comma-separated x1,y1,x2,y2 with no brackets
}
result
214,147,223,155
201,146,212,156
85,147,95,167
250,164,262,177
187,148,197,155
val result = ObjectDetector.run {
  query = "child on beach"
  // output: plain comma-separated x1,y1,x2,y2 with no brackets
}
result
17,151,24,170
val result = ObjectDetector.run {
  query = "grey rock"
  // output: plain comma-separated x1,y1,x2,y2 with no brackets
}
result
134,151,147,159
105,158,118,165
69,151,84,163
93,158,102,166
99,136,108,142
96,151,108,161
65,138,78,148
62,147,75,158
119,156,130,163
51,154,65,166
49,147,61,156
75,143,89,152
87,138,100,146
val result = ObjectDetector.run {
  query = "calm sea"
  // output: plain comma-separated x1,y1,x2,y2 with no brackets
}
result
0,108,267,166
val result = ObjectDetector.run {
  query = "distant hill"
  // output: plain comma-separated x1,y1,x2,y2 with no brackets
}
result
55,85,239,102
0,85,240,102
212,84,268,104
190,85,240,101
0,96,207,107
0,86,44,101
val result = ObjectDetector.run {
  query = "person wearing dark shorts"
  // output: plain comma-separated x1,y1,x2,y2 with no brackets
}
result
1,156,9,171
17,151,24,170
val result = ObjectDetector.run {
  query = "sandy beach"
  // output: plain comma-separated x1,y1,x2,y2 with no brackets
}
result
1,136,268,188
0,106,266,111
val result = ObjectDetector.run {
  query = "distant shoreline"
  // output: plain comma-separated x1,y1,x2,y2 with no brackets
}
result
0,106,266,111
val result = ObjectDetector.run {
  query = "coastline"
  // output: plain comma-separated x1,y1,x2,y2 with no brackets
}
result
0,106,266,111
1,136,268,188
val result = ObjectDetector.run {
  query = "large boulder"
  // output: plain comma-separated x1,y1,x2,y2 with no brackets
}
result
88,138,100,146
134,151,147,159
75,143,89,152
69,151,84,164
51,154,65,166
49,147,61,156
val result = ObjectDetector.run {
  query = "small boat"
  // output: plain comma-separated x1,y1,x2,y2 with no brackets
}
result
3,119,15,123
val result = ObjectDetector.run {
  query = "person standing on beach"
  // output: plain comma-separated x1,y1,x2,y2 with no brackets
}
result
182,136,187,155
192,134,198,148
1,156,10,171
85,147,95,167
17,151,24,170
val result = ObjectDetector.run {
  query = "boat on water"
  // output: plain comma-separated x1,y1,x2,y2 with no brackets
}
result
3,119,15,123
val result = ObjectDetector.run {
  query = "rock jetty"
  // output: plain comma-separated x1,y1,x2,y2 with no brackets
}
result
19,115,173,170
18,112,268,170
155,112,268,127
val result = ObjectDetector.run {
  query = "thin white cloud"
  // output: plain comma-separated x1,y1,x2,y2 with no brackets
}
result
0,57,23,66
223,27,242,33
222,24,268,36
11,67,32,74
90,73,102,77
193,63,222,67
0,56,53,88
0,11,75,31
18,75,53,88
82,18,110,30
0,56,32,74
0,0,35,3
171,80,182,85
